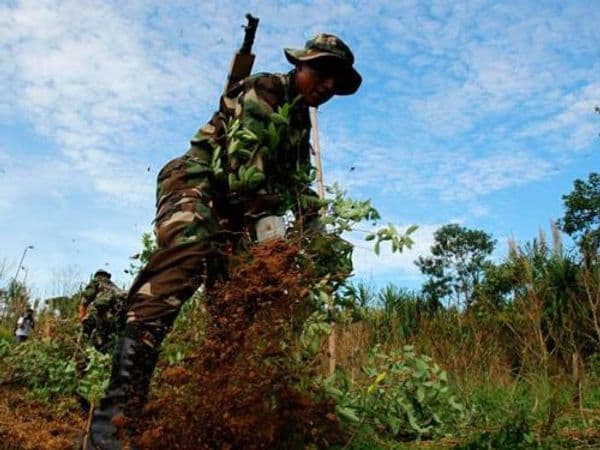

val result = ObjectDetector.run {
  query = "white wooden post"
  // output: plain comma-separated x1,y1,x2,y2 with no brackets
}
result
310,106,336,375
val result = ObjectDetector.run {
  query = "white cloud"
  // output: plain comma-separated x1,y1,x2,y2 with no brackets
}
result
1,0,599,295
1,0,220,204
520,82,600,152
77,228,141,253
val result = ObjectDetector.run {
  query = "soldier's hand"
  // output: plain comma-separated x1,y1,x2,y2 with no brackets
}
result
78,305,88,321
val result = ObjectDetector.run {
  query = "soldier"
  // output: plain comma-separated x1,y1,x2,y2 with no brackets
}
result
79,269,126,354
85,33,361,448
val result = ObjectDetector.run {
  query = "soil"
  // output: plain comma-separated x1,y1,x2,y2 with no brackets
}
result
135,240,342,449
0,240,341,449
0,387,85,450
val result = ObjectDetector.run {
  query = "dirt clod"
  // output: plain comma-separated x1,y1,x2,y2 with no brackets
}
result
136,240,341,449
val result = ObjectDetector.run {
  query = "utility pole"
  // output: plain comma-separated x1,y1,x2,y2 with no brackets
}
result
309,107,336,375
13,245,34,287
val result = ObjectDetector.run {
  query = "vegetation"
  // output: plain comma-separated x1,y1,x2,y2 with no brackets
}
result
559,172,600,256
0,170,599,448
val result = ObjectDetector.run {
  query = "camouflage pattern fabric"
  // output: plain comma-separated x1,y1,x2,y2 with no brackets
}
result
125,71,313,347
80,277,126,353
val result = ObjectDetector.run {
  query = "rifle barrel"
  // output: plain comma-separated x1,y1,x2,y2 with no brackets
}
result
240,14,259,54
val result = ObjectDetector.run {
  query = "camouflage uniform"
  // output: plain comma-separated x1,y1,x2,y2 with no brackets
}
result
85,33,361,450
125,34,362,349
125,71,316,347
80,273,126,353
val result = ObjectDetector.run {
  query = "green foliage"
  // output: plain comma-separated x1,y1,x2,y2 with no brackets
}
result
416,224,496,308
0,335,12,357
128,231,159,277
324,184,416,255
589,352,600,378
324,183,381,235
223,99,314,213
323,345,467,440
0,334,110,403
359,285,428,345
454,415,544,450
293,182,418,362
77,347,111,404
161,292,207,366
479,236,598,366
366,224,418,256
343,282,376,308
0,280,31,328
559,172,600,255
0,339,78,400
299,309,333,358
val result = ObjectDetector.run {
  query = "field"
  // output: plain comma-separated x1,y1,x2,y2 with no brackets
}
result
1,176,599,449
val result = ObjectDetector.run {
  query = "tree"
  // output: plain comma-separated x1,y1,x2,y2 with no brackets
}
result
559,172,600,257
415,224,496,308
0,280,30,325
126,231,159,277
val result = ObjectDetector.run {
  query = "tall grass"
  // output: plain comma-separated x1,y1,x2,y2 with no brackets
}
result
332,240,600,446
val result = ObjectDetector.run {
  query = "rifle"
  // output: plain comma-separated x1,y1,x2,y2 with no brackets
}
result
223,14,260,95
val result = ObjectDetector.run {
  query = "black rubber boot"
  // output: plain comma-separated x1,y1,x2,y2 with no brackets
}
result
83,325,160,450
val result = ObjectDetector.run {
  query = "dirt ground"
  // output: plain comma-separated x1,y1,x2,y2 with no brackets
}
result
0,240,340,450
0,387,86,450
134,240,342,449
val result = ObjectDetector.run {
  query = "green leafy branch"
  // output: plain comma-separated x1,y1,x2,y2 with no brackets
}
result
322,183,418,255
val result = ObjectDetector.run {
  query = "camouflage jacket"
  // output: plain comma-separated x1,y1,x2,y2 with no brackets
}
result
81,277,123,308
157,70,316,225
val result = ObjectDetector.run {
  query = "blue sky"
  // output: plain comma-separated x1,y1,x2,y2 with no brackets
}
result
1,0,599,298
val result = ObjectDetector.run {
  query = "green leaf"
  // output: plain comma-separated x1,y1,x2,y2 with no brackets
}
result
448,395,464,411
416,386,425,403
335,405,360,423
406,224,419,234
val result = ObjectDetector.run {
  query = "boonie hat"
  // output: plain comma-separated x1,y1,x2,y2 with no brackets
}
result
94,269,111,279
284,33,362,95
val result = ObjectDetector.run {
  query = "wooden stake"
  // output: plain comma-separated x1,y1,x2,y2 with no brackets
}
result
309,106,336,376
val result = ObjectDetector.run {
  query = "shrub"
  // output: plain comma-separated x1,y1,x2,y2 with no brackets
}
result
324,345,468,440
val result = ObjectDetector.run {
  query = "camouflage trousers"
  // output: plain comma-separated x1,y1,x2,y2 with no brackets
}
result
125,149,229,348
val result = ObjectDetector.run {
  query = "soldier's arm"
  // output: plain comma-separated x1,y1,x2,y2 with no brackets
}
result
80,281,98,306
79,280,97,320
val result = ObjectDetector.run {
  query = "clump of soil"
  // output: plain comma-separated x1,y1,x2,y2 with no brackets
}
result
0,387,85,450
137,239,342,449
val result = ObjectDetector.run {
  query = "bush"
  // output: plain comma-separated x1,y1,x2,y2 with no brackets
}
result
454,414,545,450
0,339,78,400
0,337,110,403
324,345,468,440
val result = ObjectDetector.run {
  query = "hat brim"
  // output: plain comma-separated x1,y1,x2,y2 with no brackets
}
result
284,48,362,95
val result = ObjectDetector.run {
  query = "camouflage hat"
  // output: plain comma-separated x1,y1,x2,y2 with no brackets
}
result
94,269,111,279
284,33,362,95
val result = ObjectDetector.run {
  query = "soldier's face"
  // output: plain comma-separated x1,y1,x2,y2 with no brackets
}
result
295,60,342,107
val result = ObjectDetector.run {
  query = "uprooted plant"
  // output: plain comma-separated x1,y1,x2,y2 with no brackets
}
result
130,100,423,448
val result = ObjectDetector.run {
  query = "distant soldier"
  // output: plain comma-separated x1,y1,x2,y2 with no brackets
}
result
14,307,35,343
79,269,126,353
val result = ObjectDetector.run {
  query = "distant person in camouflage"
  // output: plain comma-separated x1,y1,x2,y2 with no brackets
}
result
79,269,126,354
86,33,361,449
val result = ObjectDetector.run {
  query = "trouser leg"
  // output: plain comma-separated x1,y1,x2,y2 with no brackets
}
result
84,242,214,449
